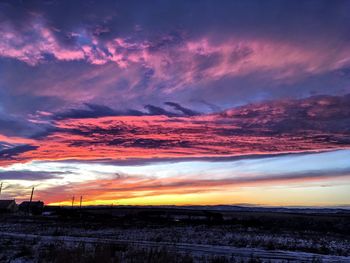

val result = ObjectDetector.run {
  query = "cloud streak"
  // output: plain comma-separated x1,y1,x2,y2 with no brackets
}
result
35,164,350,204
1,149,349,205
0,170,62,181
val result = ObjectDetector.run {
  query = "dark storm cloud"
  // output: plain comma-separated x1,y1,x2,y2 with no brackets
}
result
165,102,199,116
143,104,179,117
0,111,48,138
0,116,30,137
0,145,38,160
54,103,122,119
54,102,199,120
220,94,350,134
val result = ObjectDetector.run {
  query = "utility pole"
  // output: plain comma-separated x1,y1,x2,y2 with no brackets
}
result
79,196,83,218
28,187,34,215
29,187,34,203
71,195,75,208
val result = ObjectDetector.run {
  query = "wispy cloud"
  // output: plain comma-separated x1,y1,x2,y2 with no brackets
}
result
2,19,350,91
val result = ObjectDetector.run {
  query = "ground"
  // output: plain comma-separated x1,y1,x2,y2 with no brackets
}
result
0,206,349,262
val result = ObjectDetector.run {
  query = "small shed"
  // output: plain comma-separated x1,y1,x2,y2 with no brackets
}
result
0,200,18,213
19,201,44,215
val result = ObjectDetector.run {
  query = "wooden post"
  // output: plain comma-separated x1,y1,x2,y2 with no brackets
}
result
71,195,75,208
79,196,83,218
79,196,83,209
28,187,34,215
29,187,34,203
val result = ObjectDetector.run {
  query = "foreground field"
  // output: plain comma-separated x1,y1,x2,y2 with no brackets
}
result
0,206,349,262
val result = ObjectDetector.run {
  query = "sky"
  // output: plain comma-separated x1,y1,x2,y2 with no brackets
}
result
0,0,349,206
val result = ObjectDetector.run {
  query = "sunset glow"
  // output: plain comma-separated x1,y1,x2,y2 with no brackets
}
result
0,0,350,207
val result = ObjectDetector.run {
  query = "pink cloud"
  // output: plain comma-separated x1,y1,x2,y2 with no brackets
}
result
1,19,350,96
0,21,84,65
0,134,36,145
1,95,349,166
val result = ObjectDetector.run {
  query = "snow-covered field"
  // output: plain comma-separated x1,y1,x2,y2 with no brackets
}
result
1,232,350,262
0,210,349,262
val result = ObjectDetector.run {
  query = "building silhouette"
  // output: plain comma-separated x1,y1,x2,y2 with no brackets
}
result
0,200,18,213
19,201,44,215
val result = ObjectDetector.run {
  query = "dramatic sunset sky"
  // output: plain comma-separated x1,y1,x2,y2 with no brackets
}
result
0,0,349,206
